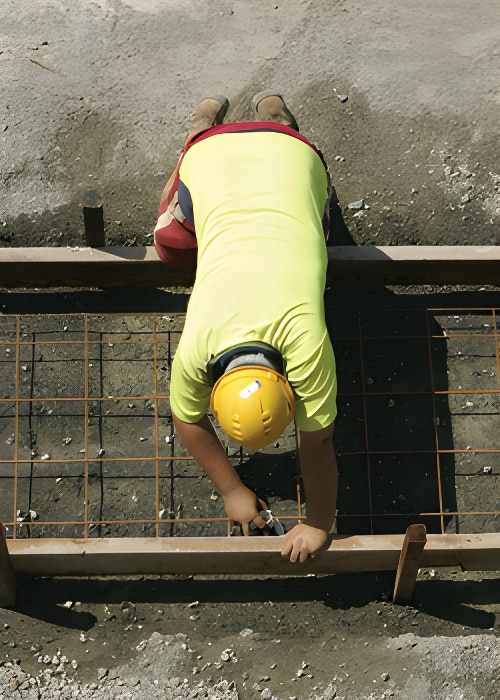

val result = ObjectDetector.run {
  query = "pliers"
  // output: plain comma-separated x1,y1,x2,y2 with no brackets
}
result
231,497,285,536
249,507,286,536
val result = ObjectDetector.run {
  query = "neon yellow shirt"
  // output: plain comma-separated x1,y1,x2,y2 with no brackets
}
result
170,129,337,432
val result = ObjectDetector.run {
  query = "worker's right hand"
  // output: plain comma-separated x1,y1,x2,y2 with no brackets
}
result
222,484,267,536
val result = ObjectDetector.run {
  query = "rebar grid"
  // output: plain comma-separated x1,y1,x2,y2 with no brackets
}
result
1,306,499,541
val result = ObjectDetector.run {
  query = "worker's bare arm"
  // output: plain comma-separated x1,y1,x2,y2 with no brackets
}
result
281,422,337,563
172,413,266,534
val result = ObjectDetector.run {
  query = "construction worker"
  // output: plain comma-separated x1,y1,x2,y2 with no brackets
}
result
154,92,338,562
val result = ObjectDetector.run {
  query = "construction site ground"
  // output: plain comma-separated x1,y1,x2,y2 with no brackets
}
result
1,1,499,699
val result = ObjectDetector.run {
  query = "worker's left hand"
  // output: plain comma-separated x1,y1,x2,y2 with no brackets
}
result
280,523,328,563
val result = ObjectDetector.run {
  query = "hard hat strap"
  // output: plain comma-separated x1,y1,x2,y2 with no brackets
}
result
207,341,285,386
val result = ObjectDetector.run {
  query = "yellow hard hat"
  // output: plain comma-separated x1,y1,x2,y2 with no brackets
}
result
210,365,295,450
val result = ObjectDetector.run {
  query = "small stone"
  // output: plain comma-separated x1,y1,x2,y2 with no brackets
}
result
220,648,236,662
322,684,337,700
381,672,390,682
17,509,38,522
483,466,492,474
348,199,365,210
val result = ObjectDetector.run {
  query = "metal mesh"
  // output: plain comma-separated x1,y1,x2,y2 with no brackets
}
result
1,304,499,540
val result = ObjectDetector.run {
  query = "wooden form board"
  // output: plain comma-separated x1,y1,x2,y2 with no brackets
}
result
0,525,16,606
1,246,500,288
7,533,500,577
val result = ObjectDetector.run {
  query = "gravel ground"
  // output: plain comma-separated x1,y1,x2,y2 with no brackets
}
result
1,1,499,698
1,572,499,700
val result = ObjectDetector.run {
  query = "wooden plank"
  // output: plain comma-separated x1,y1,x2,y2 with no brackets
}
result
0,246,194,289
0,523,16,607
327,245,500,285
392,524,427,604
1,246,500,288
7,533,500,577
423,533,500,570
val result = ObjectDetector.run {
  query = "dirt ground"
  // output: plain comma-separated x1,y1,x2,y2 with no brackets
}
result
1,1,499,698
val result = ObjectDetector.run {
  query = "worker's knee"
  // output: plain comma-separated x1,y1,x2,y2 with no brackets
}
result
154,218,197,269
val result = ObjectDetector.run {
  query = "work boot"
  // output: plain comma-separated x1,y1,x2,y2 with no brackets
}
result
252,90,299,131
187,95,229,138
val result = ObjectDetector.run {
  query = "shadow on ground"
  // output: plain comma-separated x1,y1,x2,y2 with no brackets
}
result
12,573,498,631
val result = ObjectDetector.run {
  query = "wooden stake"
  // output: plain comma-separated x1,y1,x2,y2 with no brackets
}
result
393,524,427,604
82,189,105,247
0,523,16,607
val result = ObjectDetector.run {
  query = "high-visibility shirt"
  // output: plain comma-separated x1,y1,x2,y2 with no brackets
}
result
170,126,337,432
